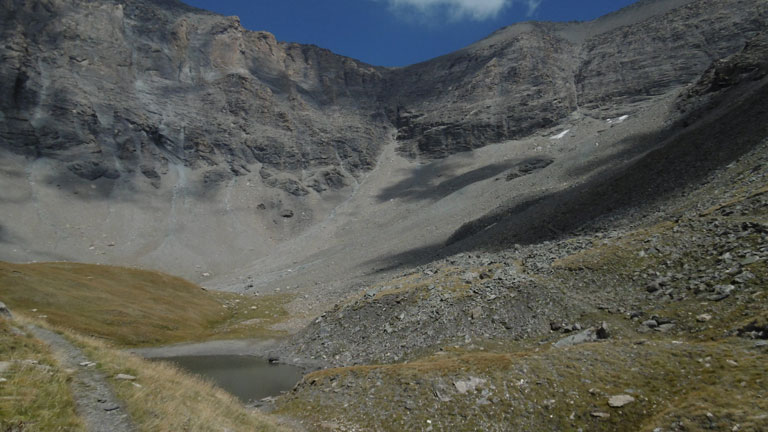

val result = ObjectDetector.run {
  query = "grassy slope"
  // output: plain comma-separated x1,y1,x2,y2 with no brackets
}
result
0,317,83,431
0,262,292,347
10,315,289,432
277,338,767,432
0,262,297,430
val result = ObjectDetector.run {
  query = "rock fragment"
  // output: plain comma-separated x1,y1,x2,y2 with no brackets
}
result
608,394,635,407
0,301,11,319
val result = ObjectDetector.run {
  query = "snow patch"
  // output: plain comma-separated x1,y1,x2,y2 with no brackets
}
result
607,115,629,124
550,129,571,140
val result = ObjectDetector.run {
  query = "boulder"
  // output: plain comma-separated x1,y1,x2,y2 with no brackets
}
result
554,324,609,348
454,377,486,394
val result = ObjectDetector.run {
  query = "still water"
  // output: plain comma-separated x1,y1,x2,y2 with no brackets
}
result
162,355,304,402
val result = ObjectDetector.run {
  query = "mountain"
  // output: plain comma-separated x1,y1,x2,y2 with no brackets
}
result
3,0,768,430
1,0,765,284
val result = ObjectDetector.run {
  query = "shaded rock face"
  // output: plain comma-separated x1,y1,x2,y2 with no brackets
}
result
386,23,579,158
2,0,767,182
677,32,768,115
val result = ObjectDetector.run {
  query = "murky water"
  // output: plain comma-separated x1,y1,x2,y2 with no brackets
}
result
161,355,304,403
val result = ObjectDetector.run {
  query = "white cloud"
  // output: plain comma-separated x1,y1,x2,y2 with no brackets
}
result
523,0,542,16
383,0,543,21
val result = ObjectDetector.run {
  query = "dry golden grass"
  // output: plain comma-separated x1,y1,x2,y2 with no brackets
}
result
279,339,768,432
552,222,675,271
350,264,502,306
0,317,83,431
698,182,768,216
16,315,289,432
71,333,289,432
0,261,293,347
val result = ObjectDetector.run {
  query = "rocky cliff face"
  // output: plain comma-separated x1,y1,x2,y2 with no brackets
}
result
386,0,767,157
2,0,766,181
1,0,390,197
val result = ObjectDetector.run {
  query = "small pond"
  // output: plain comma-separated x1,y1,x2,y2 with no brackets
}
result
160,355,304,403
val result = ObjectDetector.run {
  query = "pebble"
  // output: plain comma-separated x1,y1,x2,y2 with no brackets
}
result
591,411,611,419
696,314,713,322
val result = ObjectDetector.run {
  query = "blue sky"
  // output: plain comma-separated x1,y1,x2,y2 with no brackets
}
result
181,0,640,67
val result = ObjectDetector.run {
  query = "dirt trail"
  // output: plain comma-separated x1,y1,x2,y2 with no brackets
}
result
26,325,136,432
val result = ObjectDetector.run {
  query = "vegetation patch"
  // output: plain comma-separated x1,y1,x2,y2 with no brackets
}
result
277,339,768,432
17,315,288,432
0,262,293,347
363,264,502,304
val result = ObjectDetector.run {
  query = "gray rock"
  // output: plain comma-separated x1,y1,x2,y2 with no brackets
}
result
67,161,120,181
454,377,485,394
462,272,479,283
708,284,735,301
608,394,635,408
740,256,760,265
0,301,11,319
642,319,659,329
646,280,662,293
554,326,606,348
